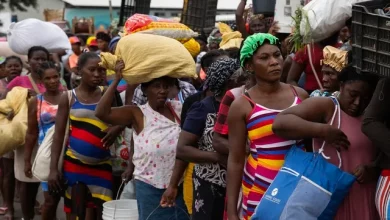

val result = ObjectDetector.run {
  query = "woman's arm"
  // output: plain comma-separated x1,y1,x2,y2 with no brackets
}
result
95,62,141,130
236,0,249,38
23,97,39,177
48,92,71,191
213,133,229,155
286,60,305,87
273,97,334,139
273,97,350,149
362,78,390,158
226,98,249,220
176,131,220,163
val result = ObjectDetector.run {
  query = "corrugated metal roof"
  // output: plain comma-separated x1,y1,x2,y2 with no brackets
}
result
62,0,240,10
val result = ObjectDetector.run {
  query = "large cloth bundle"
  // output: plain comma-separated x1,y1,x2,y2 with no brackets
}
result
183,38,201,58
300,0,365,43
0,87,29,156
7,18,71,55
123,14,198,43
100,33,197,84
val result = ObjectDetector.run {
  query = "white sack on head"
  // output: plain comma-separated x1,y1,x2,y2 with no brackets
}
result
7,18,71,55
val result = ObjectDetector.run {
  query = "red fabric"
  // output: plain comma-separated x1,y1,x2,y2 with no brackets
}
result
293,43,341,91
214,90,235,135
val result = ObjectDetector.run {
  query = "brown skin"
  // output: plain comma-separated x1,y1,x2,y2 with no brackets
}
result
71,43,82,56
23,67,61,220
339,26,350,43
48,57,122,220
322,65,340,93
94,61,178,184
273,80,376,183
97,39,109,53
4,58,23,82
226,44,308,220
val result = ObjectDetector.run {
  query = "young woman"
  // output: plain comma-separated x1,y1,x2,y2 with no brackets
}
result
273,66,379,219
362,78,390,219
95,62,188,220
160,58,241,220
48,52,123,220
23,62,62,220
0,56,23,219
5,46,65,220
226,33,308,220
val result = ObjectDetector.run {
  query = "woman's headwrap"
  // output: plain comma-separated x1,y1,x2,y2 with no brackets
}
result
322,46,348,72
240,33,280,67
206,58,240,97
207,28,222,46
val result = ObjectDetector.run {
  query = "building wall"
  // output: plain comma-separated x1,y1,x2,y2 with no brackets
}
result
2,0,64,21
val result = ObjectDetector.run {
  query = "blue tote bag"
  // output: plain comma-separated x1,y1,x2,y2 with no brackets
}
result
252,97,355,220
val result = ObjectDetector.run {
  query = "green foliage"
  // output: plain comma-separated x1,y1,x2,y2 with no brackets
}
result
290,6,311,53
0,0,38,12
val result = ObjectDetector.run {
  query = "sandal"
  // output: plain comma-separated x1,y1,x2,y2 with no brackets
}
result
0,207,8,215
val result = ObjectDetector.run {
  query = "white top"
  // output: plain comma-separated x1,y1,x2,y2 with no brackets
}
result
133,100,182,189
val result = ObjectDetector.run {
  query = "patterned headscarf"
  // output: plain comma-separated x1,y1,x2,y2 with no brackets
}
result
240,33,280,67
206,58,240,97
207,28,222,45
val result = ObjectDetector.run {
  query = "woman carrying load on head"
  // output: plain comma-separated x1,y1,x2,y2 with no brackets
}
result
273,66,379,220
226,33,308,220
95,64,189,220
48,52,123,220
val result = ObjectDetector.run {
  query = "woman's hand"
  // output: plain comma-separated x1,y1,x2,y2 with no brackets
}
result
114,60,125,81
160,185,178,208
48,169,62,193
122,165,134,183
268,21,280,36
323,125,350,151
102,125,123,148
6,110,15,121
24,161,33,178
353,165,378,184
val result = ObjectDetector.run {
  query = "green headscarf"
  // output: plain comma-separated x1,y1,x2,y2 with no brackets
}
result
240,33,280,67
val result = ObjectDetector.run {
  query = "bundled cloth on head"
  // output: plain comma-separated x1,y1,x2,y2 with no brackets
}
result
0,87,29,156
240,33,280,67
321,46,348,72
123,14,198,43
99,33,197,84
206,58,240,97
217,22,243,50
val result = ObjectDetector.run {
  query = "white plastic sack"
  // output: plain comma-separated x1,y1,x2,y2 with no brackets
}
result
7,18,71,55
300,0,365,43
120,180,136,200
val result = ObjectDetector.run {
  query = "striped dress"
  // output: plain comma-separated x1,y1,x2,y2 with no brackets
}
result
241,89,302,220
63,89,113,213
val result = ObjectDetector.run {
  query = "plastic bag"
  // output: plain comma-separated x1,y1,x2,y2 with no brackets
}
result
7,18,71,55
110,134,130,174
120,180,136,200
300,0,365,43
99,33,197,84
124,14,198,43
0,87,28,156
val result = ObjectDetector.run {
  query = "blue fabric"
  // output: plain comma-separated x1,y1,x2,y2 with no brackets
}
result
182,96,220,137
252,146,355,220
41,182,49,192
135,180,188,220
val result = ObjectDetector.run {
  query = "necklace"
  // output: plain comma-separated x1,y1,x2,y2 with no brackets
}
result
77,88,97,102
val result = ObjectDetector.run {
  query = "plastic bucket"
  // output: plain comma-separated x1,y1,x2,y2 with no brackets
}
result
102,199,138,220
252,0,277,16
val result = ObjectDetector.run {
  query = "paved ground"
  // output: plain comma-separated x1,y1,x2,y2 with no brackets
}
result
0,186,66,220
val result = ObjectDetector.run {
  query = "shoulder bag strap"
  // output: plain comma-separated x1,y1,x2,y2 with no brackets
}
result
307,44,324,90
28,74,40,94
166,102,181,124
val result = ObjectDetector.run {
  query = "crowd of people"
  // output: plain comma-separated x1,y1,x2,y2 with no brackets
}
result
0,1,389,220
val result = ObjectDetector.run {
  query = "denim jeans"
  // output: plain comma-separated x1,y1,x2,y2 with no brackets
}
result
135,179,189,220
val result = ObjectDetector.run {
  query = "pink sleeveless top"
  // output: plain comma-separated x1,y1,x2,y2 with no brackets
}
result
313,101,379,220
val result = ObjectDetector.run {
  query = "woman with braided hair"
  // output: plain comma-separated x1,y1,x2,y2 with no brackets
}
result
226,33,308,220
